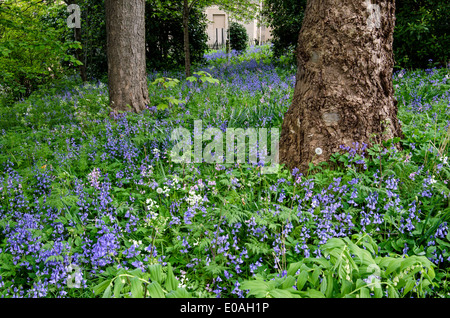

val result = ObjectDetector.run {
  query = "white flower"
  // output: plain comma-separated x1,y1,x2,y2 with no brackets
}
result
186,189,202,206
315,148,323,155
156,187,163,194
130,239,142,247
141,165,153,177
146,198,159,210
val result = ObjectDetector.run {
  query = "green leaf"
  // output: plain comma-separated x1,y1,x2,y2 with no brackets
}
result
387,285,399,298
373,284,383,298
325,273,334,298
241,279,270,298
269,289,297,298
93,279,112,296
114,277,125,298
166,288,191,298
287,262,303,277
157,103,168,111
340,280,353,296
304,288,325,298
403,279,416,296
148,282,165,298
320,275,328,295
281,276,296,290
165,264,179,292
309,267,320,286
296,270,309,291
130,277,144,298
385,259,402,276
103,285,112,298
359,287,371,298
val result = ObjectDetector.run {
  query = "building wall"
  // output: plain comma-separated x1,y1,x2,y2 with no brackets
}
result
204,5,272,47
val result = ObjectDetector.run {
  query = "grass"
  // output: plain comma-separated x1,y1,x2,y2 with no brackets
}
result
0,45,449,298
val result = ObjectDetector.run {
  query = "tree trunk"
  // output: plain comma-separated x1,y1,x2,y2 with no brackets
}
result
279,0,403,173
183,0,191,77
105,0,149,113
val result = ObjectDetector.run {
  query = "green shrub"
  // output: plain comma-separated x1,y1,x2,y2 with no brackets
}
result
241,236,437,298
228,22,248,53
0,1,80,105
394,0,449,69
262,0,306,60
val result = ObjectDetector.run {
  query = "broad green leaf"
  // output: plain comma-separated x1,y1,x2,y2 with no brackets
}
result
373,285,383,298
309,267,320,286
403,279,416,296
387,285,399,298
241,279,270,298
148,282,165,298
130,277,144,298
325,273,334,298
166,288,191,298
103,285,112,298
296,270,309,291
304,288,325,298
269,289,297,298
359,287,371,298
320,275,328,295
114,277,125,298
93,279,112,296
427,266,435,280
287,262,302,277
165,264,179,292
340,280,353,296
385,259,402,276
281,276,296,290
399,257,419,272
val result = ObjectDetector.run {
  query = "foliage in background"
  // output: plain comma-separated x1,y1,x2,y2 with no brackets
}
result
228,22,248,53
146,0,208,72
56,0,209,78
394,0,450,69
262,0,450,69
60,0,108,81
0,0,80,105
261,0,306,61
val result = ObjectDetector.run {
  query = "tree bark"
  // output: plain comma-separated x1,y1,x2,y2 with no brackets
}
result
279,0,403,173
183,0,191,77
105,0,150,113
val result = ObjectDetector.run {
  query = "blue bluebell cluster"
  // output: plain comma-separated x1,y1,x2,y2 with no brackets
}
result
0,45,449,298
